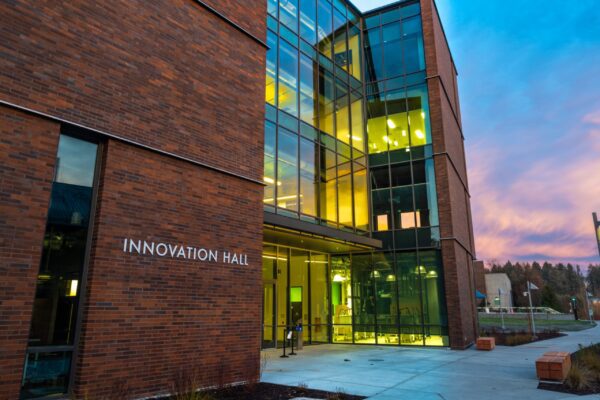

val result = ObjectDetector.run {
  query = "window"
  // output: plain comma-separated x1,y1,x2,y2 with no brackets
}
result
266,30,277,106
318,67,335,135
317,0,333,59
280,0,299,33
279,39,299,116
299,54,318,127
299,0,317,44
264,121,277,207
382,22,402,78
299,138,318,216
277,129,299,211
372,189,391,231
22,134,98,399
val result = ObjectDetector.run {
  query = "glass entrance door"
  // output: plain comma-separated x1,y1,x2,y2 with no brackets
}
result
262,283,276,348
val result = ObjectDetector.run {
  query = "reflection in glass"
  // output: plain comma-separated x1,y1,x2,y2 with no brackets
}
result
318,67,335,136
279,39,299,116
353,162,369,231
299,54,318,127
352,254,375,343
337,154,353,227
266,30,277,105
317,0,333,58
280,0,299,33
299,0,317,44
23,134,98,399
319,147,337,223
300,138,318,216
264,121,277,206
277,129,299,211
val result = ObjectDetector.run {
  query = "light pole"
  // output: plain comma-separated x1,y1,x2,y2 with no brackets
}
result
594,212,600,257
527,281,538,338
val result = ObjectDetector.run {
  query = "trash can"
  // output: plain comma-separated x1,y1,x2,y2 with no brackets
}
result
296,323,303,350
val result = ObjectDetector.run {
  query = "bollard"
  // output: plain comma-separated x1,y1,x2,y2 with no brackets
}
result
280,328,288,358
289,329,297,355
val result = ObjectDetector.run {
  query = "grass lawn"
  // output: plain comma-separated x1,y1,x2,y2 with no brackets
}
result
479,315,597,332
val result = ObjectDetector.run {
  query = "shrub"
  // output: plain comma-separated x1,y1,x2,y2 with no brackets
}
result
505,334,532,346
565,362,594,392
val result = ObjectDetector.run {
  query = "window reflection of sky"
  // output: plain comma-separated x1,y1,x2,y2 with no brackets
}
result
55,135,97,187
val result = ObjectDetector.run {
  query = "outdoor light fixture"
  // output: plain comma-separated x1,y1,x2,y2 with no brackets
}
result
386,274,396,282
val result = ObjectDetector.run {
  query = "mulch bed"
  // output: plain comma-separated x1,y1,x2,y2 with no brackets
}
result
479,328,562,346
538,381,598,396
165,382,365,400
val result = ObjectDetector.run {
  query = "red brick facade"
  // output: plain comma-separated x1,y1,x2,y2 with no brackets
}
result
0,0,266,181
73,140,263,398
421,0,479,349
0,108,61,399
0,0,266,398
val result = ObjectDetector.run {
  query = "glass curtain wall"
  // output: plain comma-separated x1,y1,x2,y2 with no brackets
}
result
21,134,99,398
265,0,369,234
363,0,449,346
261,244,330,347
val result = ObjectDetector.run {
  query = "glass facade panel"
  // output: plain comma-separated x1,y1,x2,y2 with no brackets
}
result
353,162,369,231
266,30,277,105
277,129,299,212
279,39,299,116
299,54,318,127
310,253,329,343
319,147,337,223
264,121,277,207
22,134,98,399
331,255,352,342
317,0,333,58
300,138,318,216
263,0,449,347
299,0,317,44
280,0,299,33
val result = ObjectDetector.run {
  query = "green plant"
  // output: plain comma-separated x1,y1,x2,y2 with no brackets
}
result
565,362,594,391
170,368,212,400
505,334,532,346
326,387,347,400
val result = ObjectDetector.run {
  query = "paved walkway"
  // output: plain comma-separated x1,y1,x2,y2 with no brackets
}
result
261,323,600,400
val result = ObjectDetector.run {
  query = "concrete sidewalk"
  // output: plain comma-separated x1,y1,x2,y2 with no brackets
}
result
261,323,600,400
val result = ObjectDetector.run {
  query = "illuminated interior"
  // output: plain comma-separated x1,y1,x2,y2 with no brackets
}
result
263,0,449,348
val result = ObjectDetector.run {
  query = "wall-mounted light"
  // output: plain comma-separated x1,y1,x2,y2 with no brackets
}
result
66,280,78,297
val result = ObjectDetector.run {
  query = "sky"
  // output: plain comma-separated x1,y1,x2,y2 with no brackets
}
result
353,0,600,267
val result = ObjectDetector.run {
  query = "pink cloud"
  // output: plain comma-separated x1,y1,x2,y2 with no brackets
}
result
468,113,600,265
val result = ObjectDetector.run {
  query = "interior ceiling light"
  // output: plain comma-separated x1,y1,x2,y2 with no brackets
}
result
387,119,396,129
415,130,425,139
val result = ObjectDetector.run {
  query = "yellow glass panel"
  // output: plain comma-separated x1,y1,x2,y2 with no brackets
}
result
278,80,298,116
351,97,364,150
377,215,389,231
348,28,362,80
266,74,276,105
353,163,369,231
310,253,329,343
338,172,353,228
387,112,410,152
408,109,428,147
336,97,350,145
319,100,335,136
367,115,387,154
320,149,337,223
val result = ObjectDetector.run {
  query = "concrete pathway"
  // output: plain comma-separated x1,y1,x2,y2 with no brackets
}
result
261,323,600,400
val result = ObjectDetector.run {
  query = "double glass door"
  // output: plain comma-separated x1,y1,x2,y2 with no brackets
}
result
261,245,329,348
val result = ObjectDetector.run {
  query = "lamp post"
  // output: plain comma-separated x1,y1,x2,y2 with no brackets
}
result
594,213,600,257
526,281,538,338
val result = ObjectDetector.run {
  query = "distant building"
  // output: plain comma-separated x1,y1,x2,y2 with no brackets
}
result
474,260,487,299
485,274,513,308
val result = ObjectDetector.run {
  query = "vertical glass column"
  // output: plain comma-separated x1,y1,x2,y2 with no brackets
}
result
309,253,329,343
331,255,352,342
21,134,98,399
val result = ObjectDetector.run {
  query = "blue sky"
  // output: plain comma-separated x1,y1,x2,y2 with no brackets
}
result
353,0,600,266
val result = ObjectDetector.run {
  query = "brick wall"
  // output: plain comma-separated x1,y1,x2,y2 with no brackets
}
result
421,0,478,348
71,140,264,398
0,0,266,181
0,107,60,399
